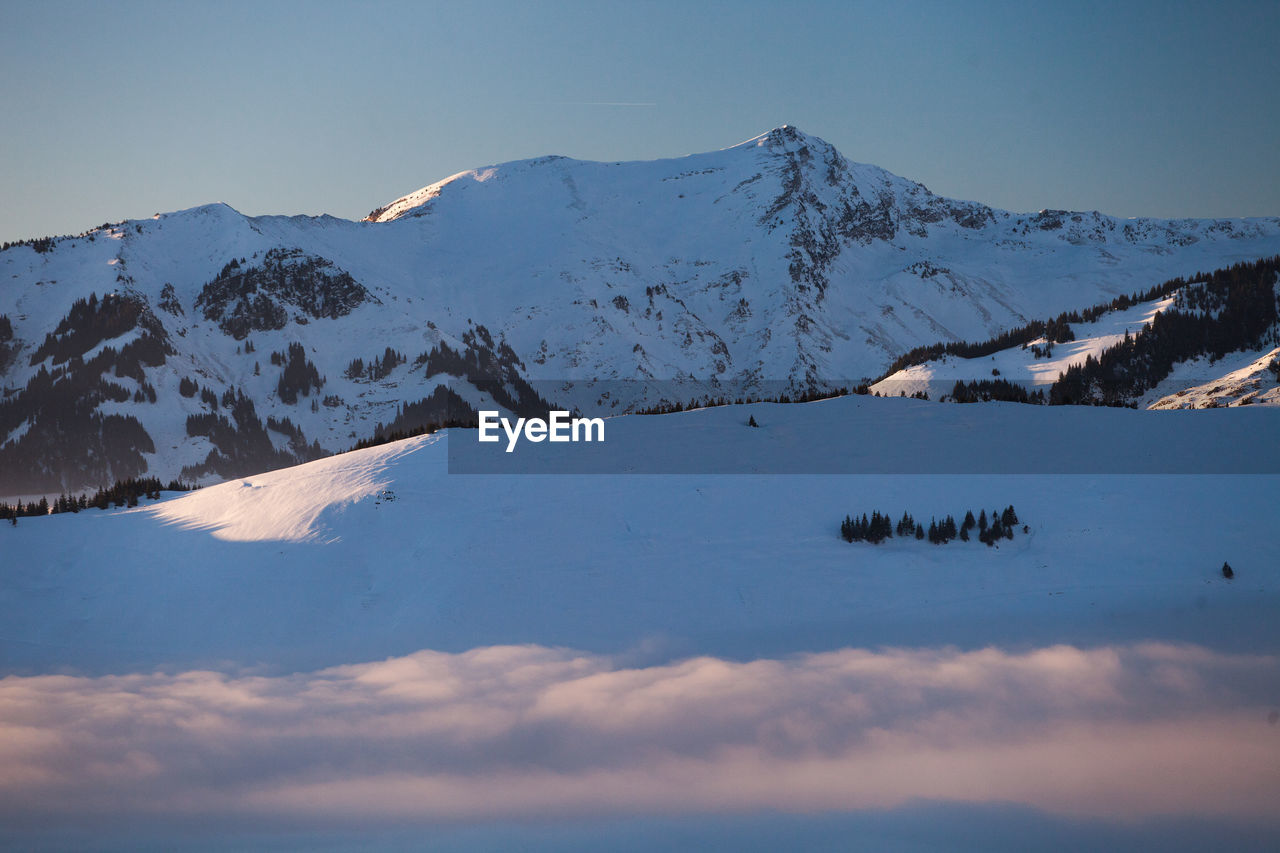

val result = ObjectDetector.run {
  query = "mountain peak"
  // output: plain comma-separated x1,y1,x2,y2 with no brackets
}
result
730,124,824,153
366,126,839,223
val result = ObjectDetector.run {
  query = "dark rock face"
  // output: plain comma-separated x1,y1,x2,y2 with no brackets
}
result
196,248,374,339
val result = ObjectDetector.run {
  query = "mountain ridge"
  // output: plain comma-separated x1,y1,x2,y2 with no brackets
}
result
3,125,1280,493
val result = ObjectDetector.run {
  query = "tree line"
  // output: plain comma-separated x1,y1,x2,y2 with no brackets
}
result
1,476,197,522
635,384,866,415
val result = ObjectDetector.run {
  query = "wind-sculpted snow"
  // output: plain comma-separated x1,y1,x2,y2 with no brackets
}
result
1,642,1277,826
145,433,437,542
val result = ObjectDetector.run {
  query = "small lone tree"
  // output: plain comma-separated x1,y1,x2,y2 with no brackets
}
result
1222,562,1234,580
747,415,759,427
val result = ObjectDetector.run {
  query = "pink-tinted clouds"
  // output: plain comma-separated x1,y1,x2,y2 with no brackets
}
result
1,643,1277,824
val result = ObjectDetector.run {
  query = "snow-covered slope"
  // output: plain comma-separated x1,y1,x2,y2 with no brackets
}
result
3,396,1278,675
872,277,1280,408
871,294,1178,399
4,125,1280,493
1147,346,1280,408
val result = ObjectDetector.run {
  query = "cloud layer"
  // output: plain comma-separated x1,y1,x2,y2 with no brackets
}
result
1,643,1278,825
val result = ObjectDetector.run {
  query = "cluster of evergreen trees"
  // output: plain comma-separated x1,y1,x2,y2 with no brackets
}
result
413,325,554,418
0,314,13,371
25,292,170,384
365,384,477,442
157,283,183,316
1,476,196,522
195,249,371,340
840,511,898,544
182,385,325,481
273,342,325,404
29,293,144,365
345,347,407,382
841,505,1021,547
0,236,55,253
948,379,1046,404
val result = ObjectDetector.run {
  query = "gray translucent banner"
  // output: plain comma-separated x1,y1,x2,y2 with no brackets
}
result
442,380,1280,474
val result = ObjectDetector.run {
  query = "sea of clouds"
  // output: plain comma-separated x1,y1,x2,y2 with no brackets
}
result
2,642,1278,826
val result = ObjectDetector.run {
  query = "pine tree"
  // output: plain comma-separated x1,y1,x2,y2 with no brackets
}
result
962,510,976,533
897,511,915,537
915,525,924,540
1222,562,1234,579
978,509,988,533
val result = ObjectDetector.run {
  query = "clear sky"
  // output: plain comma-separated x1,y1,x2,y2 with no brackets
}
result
2,0,1278,244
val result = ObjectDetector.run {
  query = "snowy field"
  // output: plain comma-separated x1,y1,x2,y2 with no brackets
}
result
2,398,1279,850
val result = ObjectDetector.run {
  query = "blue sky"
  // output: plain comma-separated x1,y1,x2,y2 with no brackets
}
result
2,0,1278,243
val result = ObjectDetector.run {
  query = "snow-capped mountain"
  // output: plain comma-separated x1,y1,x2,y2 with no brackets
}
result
3,125,1280,494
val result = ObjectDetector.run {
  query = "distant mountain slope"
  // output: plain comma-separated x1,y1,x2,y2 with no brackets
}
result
871,293,1178,400
873,256,1280,407
1147,347,1280,408
3,125,1280,493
